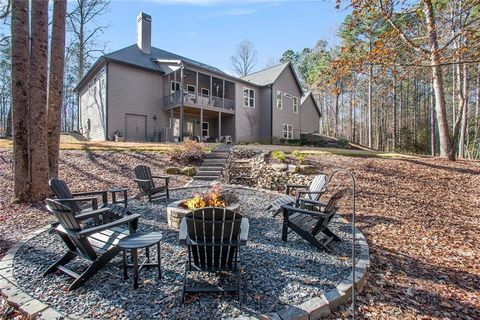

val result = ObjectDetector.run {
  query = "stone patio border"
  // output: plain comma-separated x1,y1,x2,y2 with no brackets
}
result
0,185,370,320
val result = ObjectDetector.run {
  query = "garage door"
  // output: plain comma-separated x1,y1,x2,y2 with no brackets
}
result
125,114,147,141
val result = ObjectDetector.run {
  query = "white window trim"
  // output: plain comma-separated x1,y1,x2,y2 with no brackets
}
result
171,81,181,93
243,87,255,108
283,123,293,140
201,88,210,97
293,96,298,113
277,90,283,109
202,121,209,137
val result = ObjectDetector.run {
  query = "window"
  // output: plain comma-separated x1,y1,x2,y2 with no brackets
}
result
171,81,180,93
187,85,196,93
293,96,298,113
277,90,283,109
201,88,209,96
243,88,255,108
283,124,293,140
202,122,209,137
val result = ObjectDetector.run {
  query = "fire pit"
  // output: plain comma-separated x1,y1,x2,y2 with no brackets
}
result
166,186,240,229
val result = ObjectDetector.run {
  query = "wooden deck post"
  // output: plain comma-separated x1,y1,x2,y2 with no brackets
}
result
210,76,213,105
200,108,203,141
179,67,184,141
195,71,199,102
222,79,225,109
218,111,222,141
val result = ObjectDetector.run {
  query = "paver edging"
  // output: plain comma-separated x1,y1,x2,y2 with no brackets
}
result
1,194,370,320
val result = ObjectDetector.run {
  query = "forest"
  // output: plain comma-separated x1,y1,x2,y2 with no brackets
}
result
280,0,480,159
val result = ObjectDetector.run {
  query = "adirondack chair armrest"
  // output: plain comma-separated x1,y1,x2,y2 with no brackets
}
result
282,205,328,220
55,197,99,209
285,184,308,193
72,190,108,204
77,214,141,237
133,178,150,183
299,198,328,207
296,190,326,198
152,175,170,181
239,218,249,246
179,218,187,244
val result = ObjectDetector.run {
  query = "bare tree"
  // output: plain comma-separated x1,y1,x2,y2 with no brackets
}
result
48,0,67,179
231,39,257,77
11,0,29,201
67,0,109,81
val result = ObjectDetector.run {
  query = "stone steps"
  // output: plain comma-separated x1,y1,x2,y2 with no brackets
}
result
193,145,232,181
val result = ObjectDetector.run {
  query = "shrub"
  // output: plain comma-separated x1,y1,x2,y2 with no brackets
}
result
337,139,350,149
271,150,286,162
169,140,206,165
292,150,305,164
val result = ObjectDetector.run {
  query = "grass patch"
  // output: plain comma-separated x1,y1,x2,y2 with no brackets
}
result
0,136,219,153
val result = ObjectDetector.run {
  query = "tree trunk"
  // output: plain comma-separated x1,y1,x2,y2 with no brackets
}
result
424,0,453,159
473,65,480,158
28,0,50,201
47,0,67,179
430,80,436,156
368,59,373,148
458,63,468,158
392,72,397,150
11,0,30,201
5,106,12,137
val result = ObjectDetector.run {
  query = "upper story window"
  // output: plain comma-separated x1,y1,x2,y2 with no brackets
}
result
171,81,181,93
277,90,282,109
283,124,293,140
243,88,255,108
201,88,209,97
187,85,196,93
293,96,298,113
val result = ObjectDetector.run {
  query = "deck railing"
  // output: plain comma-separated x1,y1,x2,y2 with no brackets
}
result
163,91,235,111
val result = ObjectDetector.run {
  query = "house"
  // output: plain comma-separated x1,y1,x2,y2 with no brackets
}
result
75,12,321,143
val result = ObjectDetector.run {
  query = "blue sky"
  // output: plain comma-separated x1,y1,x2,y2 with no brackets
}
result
99,0,349,73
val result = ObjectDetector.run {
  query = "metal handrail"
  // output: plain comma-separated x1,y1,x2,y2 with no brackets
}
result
163,91,235,110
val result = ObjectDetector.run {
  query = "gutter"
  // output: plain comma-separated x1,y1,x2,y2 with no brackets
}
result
270,84,273,144
105,60,110,140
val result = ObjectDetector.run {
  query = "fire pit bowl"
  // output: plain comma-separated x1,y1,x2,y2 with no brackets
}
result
166,200,240,229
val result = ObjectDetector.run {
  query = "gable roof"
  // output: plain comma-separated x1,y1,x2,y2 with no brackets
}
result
75,44,231,91
240,63,290,86
301,91,322,117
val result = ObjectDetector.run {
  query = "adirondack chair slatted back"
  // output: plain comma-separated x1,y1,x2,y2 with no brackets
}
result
307,174,328,201
45,199,98,261
185,208,242,270
133,165,155,192
49,178,82,213
324,189,349,214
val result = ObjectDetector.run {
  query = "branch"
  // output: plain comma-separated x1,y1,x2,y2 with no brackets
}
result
0,0,10,20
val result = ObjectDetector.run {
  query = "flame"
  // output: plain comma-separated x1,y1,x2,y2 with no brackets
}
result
181,187,227,210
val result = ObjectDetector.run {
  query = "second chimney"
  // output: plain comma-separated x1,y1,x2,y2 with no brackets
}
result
137,12,151,54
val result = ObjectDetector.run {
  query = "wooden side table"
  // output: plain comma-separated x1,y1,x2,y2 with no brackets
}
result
118,231,163,289
108,187,128,207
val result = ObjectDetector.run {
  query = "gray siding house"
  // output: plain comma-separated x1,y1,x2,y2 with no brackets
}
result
76,12,321,143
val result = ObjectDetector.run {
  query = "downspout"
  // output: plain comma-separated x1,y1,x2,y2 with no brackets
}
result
270,84,273,144
105,59,110,140
179,63,185,141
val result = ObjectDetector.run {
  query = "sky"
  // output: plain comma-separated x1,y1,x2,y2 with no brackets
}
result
96,0,349,74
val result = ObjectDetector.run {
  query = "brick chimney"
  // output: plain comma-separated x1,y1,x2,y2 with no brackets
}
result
137,12,151,54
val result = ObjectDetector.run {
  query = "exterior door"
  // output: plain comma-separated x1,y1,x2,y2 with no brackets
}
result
125,114,146,141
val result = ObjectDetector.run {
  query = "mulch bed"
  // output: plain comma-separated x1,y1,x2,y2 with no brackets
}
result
1,149,480,319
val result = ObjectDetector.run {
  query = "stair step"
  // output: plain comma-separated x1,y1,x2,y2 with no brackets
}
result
206,154,229,159
195,171,222,177
203,159,227,164
198,167,223,172
193,176,218,181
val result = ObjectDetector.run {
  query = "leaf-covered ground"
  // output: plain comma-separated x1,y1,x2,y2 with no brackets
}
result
1,149,479,319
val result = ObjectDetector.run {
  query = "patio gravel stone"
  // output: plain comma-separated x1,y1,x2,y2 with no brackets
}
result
2,185,369,319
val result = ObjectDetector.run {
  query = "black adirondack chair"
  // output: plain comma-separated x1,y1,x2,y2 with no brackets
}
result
281,189,348,252
133,165,170,202
179,207,249,303
49,178,130,224
44,199,140,291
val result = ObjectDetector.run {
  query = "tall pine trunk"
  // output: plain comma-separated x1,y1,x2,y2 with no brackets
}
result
47,0,67,179
458,63,468,158
28,0,50,201
424,0,453,159
11,0,30,201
